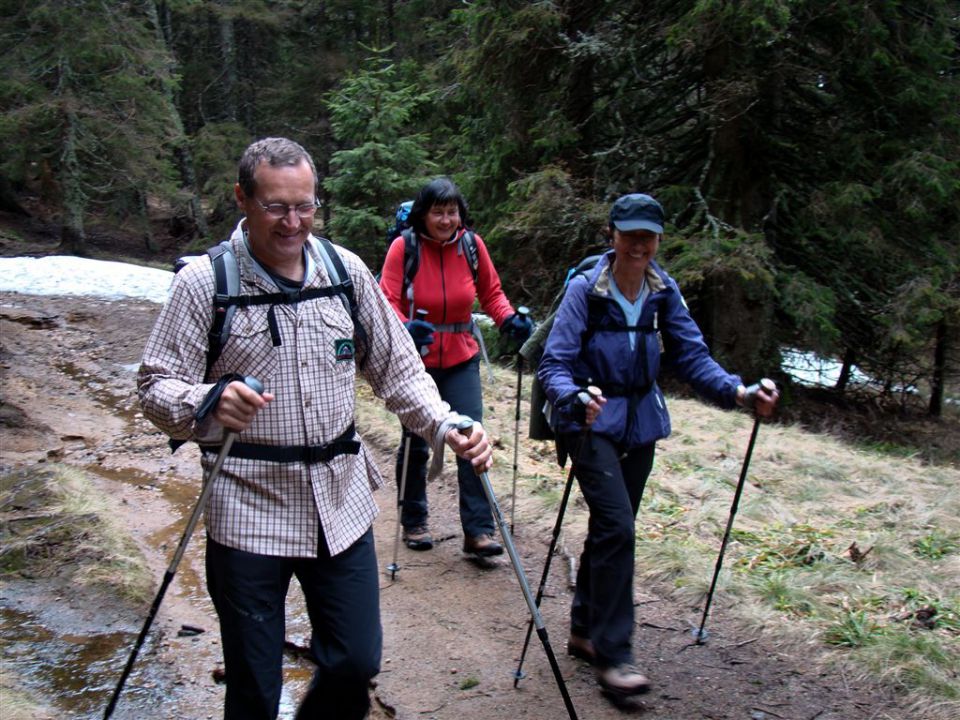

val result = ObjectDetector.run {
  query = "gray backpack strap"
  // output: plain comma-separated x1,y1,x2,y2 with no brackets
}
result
314,236,369,367
471,320,496,384
205,240,240,379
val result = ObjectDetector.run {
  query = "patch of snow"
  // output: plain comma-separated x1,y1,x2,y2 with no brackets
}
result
0,256,173,304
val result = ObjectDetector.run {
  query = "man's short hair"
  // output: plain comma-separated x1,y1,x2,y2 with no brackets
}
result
237,137,318,197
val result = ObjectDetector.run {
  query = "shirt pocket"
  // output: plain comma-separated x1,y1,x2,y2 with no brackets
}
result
299,296,357,377
219,305,280,383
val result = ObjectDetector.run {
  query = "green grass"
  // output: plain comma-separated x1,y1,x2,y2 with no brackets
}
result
0,464,152,603
622,396,960,718
913,530,960,560
458,676,480,691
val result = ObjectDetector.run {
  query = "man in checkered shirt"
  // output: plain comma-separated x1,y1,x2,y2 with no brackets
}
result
138,137,493,720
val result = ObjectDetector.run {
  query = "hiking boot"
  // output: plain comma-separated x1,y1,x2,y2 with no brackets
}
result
403,525,433,551
462,534,503,557
598,664,650,696
567,633,596,664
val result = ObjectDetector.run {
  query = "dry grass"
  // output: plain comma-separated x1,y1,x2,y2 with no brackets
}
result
355,365,960,719
0,464,153,603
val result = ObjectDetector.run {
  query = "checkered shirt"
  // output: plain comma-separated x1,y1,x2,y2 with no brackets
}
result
138,224,453,557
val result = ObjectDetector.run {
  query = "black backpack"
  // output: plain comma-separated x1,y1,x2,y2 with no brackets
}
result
179,237,368,381
519,253,602,441
398,227,480,307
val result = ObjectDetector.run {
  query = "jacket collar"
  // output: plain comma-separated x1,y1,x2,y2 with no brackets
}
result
591,249,666,297
229,218,318,288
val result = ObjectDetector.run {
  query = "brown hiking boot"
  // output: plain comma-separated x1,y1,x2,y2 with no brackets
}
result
462,534,503,557
598,664,651,696
567,633,596,664
403,525,433,551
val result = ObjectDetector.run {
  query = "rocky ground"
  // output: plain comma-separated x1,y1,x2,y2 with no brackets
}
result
0,288,914,720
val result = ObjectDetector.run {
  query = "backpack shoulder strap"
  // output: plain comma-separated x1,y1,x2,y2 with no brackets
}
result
460,229,479,284
400,228,419,308
205,240,240,380
315,237,369,367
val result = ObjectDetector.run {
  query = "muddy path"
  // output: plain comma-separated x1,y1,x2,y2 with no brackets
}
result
0,291,910,720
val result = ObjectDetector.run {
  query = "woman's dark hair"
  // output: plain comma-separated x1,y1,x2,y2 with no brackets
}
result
409,177,471,237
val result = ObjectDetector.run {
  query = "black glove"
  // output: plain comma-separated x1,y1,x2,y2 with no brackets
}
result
556,390,589,425
405,318,435,350
500,312,533,343
741,378,775,410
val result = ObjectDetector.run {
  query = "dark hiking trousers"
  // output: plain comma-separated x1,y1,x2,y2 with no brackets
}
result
564,432,655,668
206,528,381,720
394,354,492,537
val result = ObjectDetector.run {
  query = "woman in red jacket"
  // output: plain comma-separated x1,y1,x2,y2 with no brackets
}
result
379,177,532,557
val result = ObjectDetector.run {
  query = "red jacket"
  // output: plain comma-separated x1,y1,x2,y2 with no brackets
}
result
379,228,515,369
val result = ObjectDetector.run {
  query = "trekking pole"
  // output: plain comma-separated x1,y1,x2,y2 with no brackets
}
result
456,419,579,720
104,376,264,719
386,309,430,581
692,379,775,645
509,305,530,533
387,429,413,580
514,386,600,686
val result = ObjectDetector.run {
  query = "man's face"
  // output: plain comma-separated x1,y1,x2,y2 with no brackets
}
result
612,228,660,276
234,159,316,276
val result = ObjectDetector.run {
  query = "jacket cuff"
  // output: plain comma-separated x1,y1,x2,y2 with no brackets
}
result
195,373,245,424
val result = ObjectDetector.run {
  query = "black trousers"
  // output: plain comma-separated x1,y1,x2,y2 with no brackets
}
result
395,355,492,537
564,432,655,668
205,528,382,720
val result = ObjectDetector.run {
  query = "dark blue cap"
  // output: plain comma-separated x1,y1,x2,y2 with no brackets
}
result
609,193,664,234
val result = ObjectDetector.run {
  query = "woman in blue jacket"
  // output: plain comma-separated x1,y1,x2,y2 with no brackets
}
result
537,193,778,699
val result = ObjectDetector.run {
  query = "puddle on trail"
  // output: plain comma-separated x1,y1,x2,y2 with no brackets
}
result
0,605,176,718
2,599,315,719
85,463,212,609
75,463,316,716
55,359,141,424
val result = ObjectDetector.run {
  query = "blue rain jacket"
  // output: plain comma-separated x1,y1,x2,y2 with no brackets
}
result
538,250,742,448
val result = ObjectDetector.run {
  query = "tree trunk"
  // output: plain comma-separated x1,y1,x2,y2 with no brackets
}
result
219,5,237,121
58,97,86,256
157,0,173,47
929,318,947,417
562,2,598,183
385,0,395,46
836,347,856,394
697,267,775,380
147,0,210,241
139,189,159,253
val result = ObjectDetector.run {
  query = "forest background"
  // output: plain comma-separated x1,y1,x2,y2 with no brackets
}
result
1,0,958,430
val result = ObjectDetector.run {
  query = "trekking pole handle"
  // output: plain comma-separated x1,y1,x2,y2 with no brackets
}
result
741,378,777,413
575,385,602,420
515,306,530,352
578,385,602,404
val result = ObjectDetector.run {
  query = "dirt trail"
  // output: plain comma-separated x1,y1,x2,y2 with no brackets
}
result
0,291,910,720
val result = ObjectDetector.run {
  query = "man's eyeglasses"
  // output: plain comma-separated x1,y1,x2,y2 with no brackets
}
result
255,198,320,219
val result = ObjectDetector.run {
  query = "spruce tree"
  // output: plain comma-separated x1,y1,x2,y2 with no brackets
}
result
323,49,435,268
0,0,179,254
